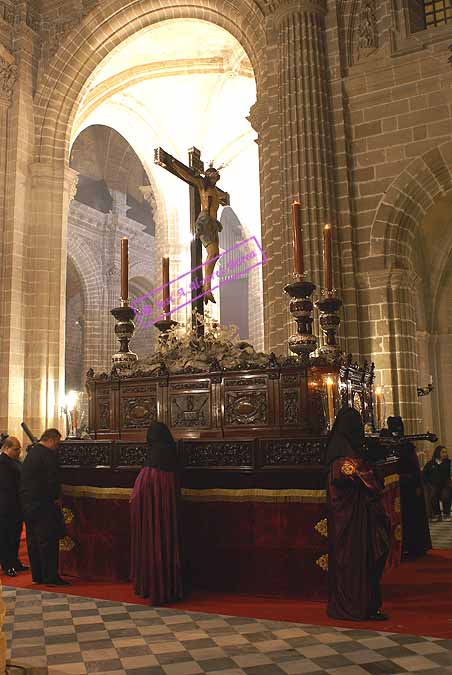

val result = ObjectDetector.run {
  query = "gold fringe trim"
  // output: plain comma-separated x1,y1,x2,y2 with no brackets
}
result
180,488,326,503
61,475,399,504
384,474,399,488
62,485,132,500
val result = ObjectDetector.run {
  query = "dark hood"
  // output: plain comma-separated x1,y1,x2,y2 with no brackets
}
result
325,406,365,466
145,422,178,472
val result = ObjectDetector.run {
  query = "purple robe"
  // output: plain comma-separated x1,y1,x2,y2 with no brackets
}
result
327,456,390,621
130,467,183,605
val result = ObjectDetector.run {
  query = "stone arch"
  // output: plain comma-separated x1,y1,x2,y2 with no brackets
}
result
34,0,266,166
370,140,452,269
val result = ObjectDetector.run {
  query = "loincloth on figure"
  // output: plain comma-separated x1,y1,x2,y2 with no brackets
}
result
195,210,222,248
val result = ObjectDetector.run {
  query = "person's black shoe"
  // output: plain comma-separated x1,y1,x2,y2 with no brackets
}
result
5,568,16,577
45,577,70,586
15,562,29,572
368,610,389,621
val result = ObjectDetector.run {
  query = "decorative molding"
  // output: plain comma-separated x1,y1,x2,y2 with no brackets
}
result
263,439,325,465
247,100,268,135
59,442,111,467
224,391,268,425
0,1,14,25
121,396,157,429
116,444,147,466
26,0,40,32
184,441,253,467
282,390,299,425
170,393,210,428
0,56,17,103
225,377,266,388
271,0,327,28
352,0,379,66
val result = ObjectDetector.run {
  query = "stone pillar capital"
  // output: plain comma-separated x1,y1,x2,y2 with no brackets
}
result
271,0,327,27
30,162,78,195
247,99,268,136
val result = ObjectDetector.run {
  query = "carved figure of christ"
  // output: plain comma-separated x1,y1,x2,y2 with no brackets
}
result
154,147,230,312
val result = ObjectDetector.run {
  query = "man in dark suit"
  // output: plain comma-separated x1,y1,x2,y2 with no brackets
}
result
0,436,29,576
21,428,69,586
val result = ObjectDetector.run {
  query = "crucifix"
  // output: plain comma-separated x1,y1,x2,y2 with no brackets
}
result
154,147,230,336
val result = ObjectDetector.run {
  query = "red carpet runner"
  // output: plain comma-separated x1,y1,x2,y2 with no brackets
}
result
5,538,452,639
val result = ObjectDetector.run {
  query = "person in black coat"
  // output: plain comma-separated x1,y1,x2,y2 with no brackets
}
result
423,446,452,522
20,428,69,585
0,436,29,576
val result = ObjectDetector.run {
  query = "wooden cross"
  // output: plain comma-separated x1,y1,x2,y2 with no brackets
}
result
154,147,229,336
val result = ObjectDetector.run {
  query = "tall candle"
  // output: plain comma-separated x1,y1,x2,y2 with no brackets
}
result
326,376,334,429
121,237,129,303
162,255,170,317
375,386,382,430
323,224,333,292
292,201,304,275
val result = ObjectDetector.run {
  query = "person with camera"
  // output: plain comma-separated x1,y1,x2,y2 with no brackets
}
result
423,446,452,522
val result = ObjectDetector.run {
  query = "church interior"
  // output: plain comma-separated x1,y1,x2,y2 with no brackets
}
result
1,0,452,673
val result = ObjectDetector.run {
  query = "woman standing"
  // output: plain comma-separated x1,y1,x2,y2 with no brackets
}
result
326,406,391,621
130,422,183,605
423,446,452,522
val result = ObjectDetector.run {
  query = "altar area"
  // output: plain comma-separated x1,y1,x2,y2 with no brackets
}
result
57,352,402,598
56,195,405,599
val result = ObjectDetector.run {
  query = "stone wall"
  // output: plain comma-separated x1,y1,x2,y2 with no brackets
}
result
0,0,451,442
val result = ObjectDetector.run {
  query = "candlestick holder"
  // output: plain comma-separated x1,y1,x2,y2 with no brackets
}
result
284,275,318,359
315,290,343,360
111,305,138,368
154,316,178,343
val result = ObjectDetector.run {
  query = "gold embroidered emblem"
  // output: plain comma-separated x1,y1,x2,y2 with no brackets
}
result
314,518,328,538
394,524,402,541
394,497,400,514
341,461,356,476
62,507,74,525
59,536,75,552
315,554,328,571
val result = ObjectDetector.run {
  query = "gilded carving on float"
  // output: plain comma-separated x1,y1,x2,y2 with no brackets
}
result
315,554,328,571
314,518,328,538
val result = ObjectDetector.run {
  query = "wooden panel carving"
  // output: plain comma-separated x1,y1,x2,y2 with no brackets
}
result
283,390,299,425
97,397,111,430
59,442,111,467
184,441,253,467
281,374,298,386
121,397,157,429
121,383,156,394
225,377,266,388
116,444,147,467
224,391,268,426
171,381,209,390
263,439,325,465
170,394,210,428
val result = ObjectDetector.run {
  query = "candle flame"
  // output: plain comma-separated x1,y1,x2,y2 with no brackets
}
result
163,255,170,259
326,376,334,386
375,386,382,395
324,223,331,230
121,236,128,241
292,200,301,205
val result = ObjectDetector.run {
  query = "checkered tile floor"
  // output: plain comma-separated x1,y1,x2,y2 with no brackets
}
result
429,519,452,550
4,587,452,675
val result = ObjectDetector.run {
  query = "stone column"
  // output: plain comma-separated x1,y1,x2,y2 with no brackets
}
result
0,54,21,434
357,269,419,432
257,0,336,353
24,163,78,432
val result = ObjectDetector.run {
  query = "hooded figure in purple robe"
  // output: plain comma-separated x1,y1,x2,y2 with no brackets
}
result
326,406,391,621
130,422,183,605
